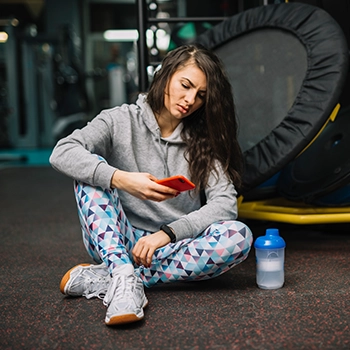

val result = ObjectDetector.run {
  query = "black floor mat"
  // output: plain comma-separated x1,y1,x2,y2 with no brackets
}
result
1,167,349,349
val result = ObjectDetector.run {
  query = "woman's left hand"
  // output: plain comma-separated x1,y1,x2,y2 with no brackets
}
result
132,230,171,268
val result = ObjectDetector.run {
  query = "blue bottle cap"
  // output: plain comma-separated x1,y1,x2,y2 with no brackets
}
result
254,228,286,249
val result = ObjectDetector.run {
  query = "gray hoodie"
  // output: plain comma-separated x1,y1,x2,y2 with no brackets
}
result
50,94,238,241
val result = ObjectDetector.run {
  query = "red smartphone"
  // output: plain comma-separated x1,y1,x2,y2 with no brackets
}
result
156,175,196,192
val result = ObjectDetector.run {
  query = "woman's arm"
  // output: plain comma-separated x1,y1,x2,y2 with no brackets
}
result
167,169,238,242
49,111,117,189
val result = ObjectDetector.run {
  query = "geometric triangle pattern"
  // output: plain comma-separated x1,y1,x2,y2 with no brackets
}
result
138,220,253,287
74,180,147,274
74,181,253,287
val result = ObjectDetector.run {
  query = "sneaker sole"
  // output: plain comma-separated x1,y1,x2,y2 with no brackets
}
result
59,263,91,295
105,300,149,326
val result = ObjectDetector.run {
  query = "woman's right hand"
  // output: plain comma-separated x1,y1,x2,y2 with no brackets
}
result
110,170,179,202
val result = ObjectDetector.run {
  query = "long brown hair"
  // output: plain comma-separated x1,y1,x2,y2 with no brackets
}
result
147,44,243,192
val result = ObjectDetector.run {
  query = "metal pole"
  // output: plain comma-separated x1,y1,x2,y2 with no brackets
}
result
136,0,149,92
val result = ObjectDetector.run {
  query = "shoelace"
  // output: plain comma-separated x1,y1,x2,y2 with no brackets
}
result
82,275,111,300
103,274,134,306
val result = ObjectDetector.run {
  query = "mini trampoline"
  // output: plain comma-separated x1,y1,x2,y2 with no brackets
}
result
195,2,349,194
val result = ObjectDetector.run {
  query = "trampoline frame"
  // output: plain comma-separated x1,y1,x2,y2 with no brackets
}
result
195,2,349,193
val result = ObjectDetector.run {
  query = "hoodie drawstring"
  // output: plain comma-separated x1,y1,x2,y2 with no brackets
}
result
156,129,170,178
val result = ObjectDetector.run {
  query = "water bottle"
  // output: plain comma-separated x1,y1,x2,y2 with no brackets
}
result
254,228,286,290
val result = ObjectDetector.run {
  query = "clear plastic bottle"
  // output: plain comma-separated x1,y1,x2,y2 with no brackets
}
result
254,228,286,290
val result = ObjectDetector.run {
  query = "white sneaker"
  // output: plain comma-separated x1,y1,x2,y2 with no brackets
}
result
60,263,110,299
103,265,148,325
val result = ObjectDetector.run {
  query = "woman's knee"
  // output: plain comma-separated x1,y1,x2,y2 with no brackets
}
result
74,180,114,199
73,180,118,220
209,220,253,256
212,220,252,238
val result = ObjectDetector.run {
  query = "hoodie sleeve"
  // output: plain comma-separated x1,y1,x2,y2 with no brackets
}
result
168,167,238,242
49,111,117,190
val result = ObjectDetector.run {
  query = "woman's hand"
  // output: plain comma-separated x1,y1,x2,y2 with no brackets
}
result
111,170,179,201
132,230,171,267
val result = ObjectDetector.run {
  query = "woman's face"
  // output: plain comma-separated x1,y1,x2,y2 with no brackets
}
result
163,63,207,122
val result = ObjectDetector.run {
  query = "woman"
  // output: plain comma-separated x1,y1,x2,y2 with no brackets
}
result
50,44,253,326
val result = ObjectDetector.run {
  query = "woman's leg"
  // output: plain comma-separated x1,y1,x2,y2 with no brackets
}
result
74,180,148,275
74,180,149,325
138,221,253,287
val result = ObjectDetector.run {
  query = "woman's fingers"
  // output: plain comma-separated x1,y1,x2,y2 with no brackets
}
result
133,245,152,267
132,232,169,267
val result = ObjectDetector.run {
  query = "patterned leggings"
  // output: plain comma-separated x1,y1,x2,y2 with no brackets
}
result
74,181,253,288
